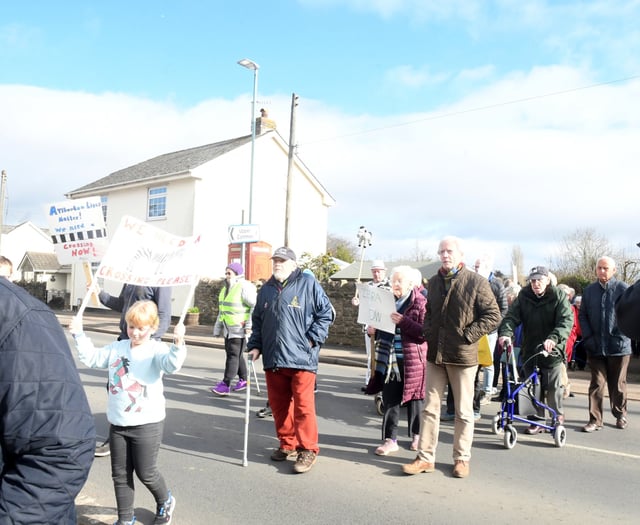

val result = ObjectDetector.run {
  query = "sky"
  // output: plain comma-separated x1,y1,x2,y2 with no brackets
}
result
1,0,639,275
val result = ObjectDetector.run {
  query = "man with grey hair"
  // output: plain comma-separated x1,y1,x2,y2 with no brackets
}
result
402,236,500,479
579,256,631,431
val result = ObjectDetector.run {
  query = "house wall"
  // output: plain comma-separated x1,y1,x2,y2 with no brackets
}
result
2,222,55,280
67,133,332,317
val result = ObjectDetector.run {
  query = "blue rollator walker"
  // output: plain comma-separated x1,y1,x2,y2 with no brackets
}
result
491,341,567,449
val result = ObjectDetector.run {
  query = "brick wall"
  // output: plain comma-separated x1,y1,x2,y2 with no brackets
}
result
194,279,365,348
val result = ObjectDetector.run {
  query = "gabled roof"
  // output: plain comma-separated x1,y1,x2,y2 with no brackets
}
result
66,134,255,195
18,251,69,272
331,260,441,281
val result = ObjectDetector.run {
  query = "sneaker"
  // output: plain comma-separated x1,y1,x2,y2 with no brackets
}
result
114,518,136,525
256,405,272,418
616,417,628,430
402,456,435,475
582,422,602,433
210,381,230,396
473,412,481,421
375,438,399,456
233,379,247,392
153,491,175,524
440,412,455,421
452,460,469,478
293,450,317,473
410,434,420,451
480,394,491,406
270,447,297,461
95,440,111,457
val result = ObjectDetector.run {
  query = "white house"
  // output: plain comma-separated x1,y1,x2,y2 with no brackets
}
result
1,221,57,281
65,122,335,316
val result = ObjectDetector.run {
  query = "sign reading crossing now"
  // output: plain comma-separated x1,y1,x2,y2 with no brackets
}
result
228,224,260,244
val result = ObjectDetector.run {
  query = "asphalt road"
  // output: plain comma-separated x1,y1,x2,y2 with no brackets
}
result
73,330,640,525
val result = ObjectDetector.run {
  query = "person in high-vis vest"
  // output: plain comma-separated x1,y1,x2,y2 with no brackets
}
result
211,263,257,396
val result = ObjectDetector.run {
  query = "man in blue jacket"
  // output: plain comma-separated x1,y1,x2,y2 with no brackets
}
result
248,246,333,474
579,256,631,432
0,277,95,524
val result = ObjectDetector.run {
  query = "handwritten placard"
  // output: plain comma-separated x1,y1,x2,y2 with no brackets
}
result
356,282,396,334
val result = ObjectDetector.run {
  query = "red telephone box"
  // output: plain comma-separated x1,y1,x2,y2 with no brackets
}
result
227,241,272,282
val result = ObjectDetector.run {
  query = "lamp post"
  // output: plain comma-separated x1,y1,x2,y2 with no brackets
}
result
237,58,259,224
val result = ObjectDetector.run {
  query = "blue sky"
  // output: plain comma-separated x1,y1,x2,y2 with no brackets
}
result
1,1,640,274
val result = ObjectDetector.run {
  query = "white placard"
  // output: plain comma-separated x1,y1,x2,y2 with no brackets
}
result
46,197,108,263
95,215,202,287
356,282,396,334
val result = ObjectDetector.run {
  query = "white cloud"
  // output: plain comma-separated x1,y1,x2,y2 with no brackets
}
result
2,62,639,274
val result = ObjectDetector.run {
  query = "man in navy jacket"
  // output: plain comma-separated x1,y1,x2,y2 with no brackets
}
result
248,246,333,474
0,277,95,524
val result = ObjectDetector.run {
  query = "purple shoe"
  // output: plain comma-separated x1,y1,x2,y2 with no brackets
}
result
210,381,230,396
234,379,247,392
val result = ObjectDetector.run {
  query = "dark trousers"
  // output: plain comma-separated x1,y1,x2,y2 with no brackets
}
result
223,336,247,385
110,421,168,523
587,354,631,424
381,367,423,441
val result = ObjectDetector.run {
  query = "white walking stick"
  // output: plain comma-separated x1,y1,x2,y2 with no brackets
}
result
242,353,252,467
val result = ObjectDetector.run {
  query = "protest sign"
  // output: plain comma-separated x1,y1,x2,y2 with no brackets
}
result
47,197,108,264
95,215,202,287
356,282,396,334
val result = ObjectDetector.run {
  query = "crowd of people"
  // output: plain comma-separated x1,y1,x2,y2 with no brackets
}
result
1,237,639,523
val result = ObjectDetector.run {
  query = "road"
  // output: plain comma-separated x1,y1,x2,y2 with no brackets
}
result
73,330,640,525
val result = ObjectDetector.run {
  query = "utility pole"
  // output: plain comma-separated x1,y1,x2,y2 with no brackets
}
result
284,93,299,246
0,169,7,252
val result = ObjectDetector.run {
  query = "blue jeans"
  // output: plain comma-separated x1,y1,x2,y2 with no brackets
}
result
110,421,169,523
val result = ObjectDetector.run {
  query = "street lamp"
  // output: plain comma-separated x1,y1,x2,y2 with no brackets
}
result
237,58,259,224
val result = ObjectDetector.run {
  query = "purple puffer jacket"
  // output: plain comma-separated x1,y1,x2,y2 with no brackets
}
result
397,288,428,404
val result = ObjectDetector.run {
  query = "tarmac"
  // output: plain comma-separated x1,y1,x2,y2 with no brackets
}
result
57,308,640,402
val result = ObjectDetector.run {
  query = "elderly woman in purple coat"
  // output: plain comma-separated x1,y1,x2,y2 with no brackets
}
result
366,265,428,455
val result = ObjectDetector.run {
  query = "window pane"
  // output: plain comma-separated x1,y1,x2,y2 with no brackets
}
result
147,187,167,218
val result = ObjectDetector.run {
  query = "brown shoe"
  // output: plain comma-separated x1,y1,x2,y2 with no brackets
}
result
616,418,628,430
582,422,602,433
270,447,297,461
452,459,469,478
402,456,435,475
292,450,317,473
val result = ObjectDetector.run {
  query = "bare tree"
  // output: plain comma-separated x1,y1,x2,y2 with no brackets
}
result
409,240,434,262
553,228,614,281
511,245,525,283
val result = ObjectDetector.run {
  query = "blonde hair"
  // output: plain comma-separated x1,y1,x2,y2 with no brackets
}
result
125,300,160,331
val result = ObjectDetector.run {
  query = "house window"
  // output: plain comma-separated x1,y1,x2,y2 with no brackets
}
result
147,187,167,219
100,196,108,223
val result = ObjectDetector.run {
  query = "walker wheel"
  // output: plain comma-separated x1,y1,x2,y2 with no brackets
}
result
491,414,503,435
503,424,517,449
553,425,567,447
375,394,384,416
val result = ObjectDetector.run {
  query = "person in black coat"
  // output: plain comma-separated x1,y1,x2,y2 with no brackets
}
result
0,277,95,524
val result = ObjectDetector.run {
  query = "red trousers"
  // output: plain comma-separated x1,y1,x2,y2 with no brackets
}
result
265,368,319,454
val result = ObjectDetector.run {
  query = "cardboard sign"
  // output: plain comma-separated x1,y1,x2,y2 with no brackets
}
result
95,215,202,287
47,197,108,263
356,282,396,334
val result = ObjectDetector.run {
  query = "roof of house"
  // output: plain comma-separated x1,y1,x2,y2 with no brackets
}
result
66,134,255,195
330,260,442,281
18,251,70,273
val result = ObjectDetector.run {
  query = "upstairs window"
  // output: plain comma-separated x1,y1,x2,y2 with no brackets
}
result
147,186,167,219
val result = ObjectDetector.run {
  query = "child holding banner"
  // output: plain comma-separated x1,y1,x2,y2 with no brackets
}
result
69,300,186,525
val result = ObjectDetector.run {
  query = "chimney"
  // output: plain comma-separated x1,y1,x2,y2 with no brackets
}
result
255,108,276,135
